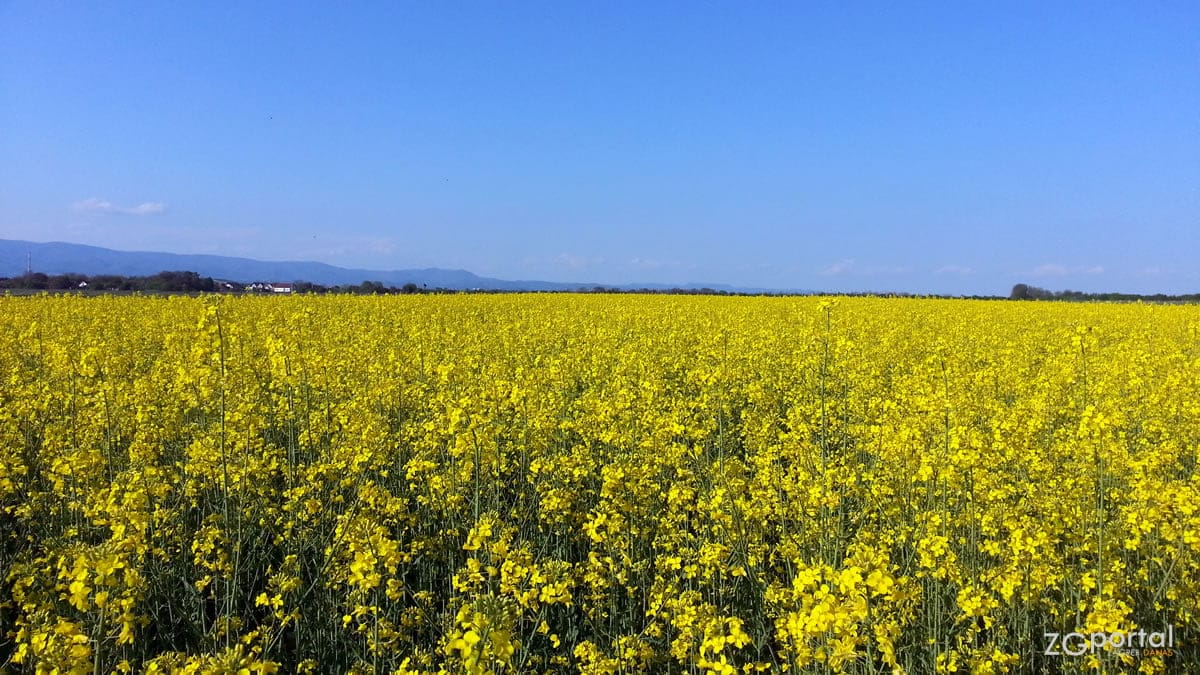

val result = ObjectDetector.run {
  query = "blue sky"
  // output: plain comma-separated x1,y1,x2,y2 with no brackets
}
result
2,2,1196,294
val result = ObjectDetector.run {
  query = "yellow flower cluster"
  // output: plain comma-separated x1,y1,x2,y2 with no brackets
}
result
1,293,1198,672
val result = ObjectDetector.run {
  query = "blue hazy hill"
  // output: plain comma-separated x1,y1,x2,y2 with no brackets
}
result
1,239,799,293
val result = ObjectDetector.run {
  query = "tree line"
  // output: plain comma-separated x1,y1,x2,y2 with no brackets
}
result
2,271,219,292
0,272,457,294
0,273,747,295
4,272,1193,301
1010,283,1200,303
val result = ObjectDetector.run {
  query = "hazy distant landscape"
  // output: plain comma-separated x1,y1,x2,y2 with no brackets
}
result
0,239,800,294
8,239,1200,303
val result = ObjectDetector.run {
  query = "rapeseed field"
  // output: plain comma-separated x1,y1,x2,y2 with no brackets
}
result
1,294,1196,673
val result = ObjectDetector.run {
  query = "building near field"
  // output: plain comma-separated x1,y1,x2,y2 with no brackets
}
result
247,282,293,293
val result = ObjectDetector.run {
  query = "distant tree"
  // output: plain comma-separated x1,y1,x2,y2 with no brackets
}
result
140,270,215,292
293,281,327,294
48,274,77,290
355,281,386,295
90,275,126,290
1010,283,1053,300
24,273,49,290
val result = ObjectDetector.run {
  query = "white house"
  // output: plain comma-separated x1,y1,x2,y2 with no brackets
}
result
246,282,293,293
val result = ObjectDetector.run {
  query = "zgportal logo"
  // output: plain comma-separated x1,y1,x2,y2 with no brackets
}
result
1044,626,1177,658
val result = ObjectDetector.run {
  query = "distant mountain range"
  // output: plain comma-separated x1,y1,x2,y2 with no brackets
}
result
0,239,796,293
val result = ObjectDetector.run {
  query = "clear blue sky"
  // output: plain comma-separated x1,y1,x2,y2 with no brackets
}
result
2,2,1197,294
